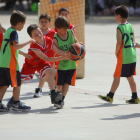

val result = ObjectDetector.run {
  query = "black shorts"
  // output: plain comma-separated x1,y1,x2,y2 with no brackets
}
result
114,62,136,77
0,68,21,87
55,69,77,86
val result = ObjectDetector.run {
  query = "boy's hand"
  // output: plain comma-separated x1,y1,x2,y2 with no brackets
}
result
24,53,33,60
134,43,140,49
62,52,72,60
115,52,118,58
29,39,36,44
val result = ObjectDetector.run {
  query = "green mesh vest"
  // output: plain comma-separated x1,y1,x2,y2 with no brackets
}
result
0,28,19,71
54,29,77,70
117,23,136,64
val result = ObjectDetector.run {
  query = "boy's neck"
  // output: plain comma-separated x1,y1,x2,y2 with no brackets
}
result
57,32,68,40
37,37,45,47
41,28,49,34
11,25,18,31
120,18,127,24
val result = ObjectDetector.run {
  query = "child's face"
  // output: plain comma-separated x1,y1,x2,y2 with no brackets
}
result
115,14,121,23
59,11,69,19
17,22,25,31
39,18,50,30
57,28,68,36
31,28,44,42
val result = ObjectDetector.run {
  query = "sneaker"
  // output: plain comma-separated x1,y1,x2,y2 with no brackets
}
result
11,101,31,111
126,97,140,104
98,95,113,103
7,97,14,108
0,103,10,112
50,91,62,104
7,97,25,108
34,88,42,98
54,100,64,109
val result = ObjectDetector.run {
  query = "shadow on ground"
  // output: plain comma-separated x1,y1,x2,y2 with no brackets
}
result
71,103,127,109
0,106,59,115
101,113,140,120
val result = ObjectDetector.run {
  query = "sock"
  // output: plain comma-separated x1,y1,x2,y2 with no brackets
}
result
132,92,137,99
62,96,65,101
14,100,20,104
108,92,114,98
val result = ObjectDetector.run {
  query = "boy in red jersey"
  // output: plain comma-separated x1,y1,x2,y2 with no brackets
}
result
39,13,56,67
7,24,71,108
55,7,76,34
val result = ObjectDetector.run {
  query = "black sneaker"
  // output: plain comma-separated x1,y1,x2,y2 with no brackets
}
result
50,91,62,104
0,103,10,112
7,97,14,108
54,100,64,109
7,97,25,108
11,101,31,111
34,88,42,98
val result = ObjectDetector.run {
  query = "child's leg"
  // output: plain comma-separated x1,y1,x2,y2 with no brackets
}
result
110,76,120,93
44,69,55,90
62,83,69,97
127,76,137,93
13,86,21,101
0,86,8,101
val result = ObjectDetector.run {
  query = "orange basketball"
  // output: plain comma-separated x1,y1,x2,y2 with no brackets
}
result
69,43,86,61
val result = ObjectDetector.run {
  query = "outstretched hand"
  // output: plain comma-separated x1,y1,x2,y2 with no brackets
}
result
62,52,72,60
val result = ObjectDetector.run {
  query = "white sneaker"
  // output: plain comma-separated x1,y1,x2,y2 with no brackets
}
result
34,88,42,98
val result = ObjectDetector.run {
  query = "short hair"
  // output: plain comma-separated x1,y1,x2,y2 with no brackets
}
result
39,13,51,22
55,16,70,29
10,10,26,26
115,5,129,19
27,24,39,37
59,7,70,15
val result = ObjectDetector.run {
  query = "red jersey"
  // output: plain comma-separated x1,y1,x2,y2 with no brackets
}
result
55,23,75,32
25,36,53,67
0,31,3,50
44,28,56,66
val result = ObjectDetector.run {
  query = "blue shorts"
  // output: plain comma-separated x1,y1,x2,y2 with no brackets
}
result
0,68,21,87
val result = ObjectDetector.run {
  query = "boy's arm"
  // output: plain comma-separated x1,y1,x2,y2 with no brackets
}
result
0,23,6,33
32,49,71,62
72,30,78,43
53,38,65,55
19,50,32,60
115,28,122,57
12,39,36,50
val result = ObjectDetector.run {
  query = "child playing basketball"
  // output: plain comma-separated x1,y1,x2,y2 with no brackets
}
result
7,24,71,108
98,5,139,104
0,11,35,112
53,16,80,109
32,13,56,97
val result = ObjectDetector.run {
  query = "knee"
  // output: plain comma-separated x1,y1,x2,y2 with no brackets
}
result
46,69,53,76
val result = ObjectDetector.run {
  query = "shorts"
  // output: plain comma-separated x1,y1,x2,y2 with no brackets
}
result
21,63,52,81
55,69,77,86
114,62,136,77
0,68,21,87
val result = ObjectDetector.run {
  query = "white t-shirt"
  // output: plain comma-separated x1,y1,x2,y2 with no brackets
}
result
97,0,104,9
